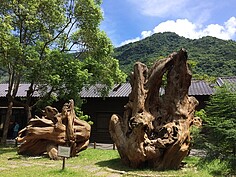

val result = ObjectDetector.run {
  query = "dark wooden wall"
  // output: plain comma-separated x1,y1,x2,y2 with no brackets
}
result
193,95,210,110
81,97,128,143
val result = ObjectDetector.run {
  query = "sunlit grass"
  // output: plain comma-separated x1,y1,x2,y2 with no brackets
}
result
0,145,213,177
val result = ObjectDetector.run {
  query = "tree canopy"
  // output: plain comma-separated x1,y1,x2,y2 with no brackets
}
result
0,0,126,95
203,85,236,172
0,0,126,144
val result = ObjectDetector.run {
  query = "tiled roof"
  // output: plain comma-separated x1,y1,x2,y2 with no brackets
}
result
80,83,132,98
216,76,236,91
80,80,214,98
189,80,214,96
216,76,236,87
0,84,41,97
0,78,230,98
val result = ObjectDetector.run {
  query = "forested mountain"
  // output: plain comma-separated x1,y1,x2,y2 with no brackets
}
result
114,32,236,78
1,32,235,83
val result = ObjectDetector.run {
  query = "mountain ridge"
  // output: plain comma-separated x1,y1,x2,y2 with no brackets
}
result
114,32,236,77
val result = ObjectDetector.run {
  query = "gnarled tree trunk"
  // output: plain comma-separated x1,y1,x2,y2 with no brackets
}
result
109,49,201,170
17,100,91,159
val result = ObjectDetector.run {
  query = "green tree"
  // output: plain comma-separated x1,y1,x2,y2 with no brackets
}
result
203,85,236,172
114,32,236,77
0,0,126,144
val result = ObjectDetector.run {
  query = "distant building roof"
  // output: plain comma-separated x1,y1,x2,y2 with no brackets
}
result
216,76,236,87
80,80,215,98
216,76,236,91
2,77,233,98
189,80,214,96
0,84,41,97
80,83,132,98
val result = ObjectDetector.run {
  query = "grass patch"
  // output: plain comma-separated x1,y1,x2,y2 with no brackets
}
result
0,145,214,176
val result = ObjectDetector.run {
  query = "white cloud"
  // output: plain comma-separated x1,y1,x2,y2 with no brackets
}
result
127,0,214,23
225,17,236,36
119,37,141,46
141,31,152,38
119,17,236,46
153,19,200,39
128,0,189,17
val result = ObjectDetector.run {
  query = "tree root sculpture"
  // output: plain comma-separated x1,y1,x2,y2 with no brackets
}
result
17,100,91,159
109,49,201,170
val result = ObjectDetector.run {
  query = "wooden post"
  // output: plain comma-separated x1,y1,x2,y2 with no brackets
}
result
15,138,18,147
94,142,96,149
113,143,116,150
62,157,65,170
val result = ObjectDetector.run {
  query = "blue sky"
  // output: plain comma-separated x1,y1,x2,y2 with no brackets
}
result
100,0,236,47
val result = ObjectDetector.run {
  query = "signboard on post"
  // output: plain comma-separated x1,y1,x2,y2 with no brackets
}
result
58,146,71,158
58,146,71,170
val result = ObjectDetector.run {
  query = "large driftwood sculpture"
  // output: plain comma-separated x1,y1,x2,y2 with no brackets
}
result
109,49,201,170
17,100,91,159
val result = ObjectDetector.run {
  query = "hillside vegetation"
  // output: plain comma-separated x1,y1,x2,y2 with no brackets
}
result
114,32,236,77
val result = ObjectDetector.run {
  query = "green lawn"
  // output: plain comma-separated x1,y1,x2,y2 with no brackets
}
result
0,145,212,177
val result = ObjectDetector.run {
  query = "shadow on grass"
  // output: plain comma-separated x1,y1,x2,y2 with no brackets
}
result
95,157,199,174
8,153,51,161
0,145,17,155
95,158,150,173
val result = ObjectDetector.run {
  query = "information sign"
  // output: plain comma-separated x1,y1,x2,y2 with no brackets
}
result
58,146,71,158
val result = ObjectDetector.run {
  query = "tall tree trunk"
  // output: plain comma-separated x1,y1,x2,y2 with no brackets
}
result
1,101,13,145
25,105,32,123
2,71,20,144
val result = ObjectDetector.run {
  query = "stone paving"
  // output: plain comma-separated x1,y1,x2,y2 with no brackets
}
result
0,158,122,176
1,142,123,176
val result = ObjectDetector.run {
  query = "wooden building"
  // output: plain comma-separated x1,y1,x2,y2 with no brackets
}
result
1,77,235,142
